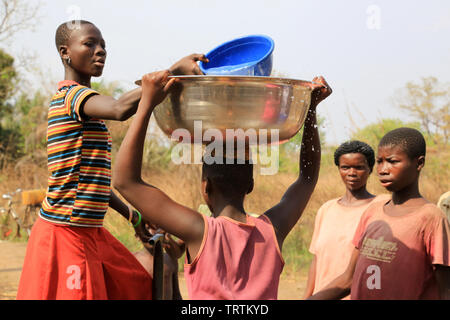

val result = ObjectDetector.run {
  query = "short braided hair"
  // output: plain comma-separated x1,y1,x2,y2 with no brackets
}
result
202,158,253,198
334,140,375,172
55,20,94,49
379,127,426,159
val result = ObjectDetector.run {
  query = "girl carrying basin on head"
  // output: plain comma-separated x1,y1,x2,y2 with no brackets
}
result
113,71,332,299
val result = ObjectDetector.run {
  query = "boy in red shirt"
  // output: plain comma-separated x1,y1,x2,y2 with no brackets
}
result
309,127,450,300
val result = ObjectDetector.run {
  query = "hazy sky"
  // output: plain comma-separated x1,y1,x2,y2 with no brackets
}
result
9,0,450,144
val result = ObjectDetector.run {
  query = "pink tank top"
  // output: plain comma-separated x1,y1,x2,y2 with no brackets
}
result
184,214,284,300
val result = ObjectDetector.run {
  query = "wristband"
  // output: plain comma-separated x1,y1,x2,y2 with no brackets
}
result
128,207,134,223
133,210,142,228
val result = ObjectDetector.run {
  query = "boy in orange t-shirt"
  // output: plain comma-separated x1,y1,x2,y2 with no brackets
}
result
309,127,450,300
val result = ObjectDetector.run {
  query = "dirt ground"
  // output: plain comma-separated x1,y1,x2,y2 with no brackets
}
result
0,241,306,300
0,241,27,299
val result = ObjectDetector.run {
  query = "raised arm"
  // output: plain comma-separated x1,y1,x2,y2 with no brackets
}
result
113,70,204,257
83,54,208,121
265,76,332,248
83,87,142,121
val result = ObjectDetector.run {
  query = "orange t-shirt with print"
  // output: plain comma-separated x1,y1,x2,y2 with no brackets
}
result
309,194,390,298
351,200,450,300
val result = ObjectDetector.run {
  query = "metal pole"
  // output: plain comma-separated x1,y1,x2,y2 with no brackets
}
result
149,233,164,300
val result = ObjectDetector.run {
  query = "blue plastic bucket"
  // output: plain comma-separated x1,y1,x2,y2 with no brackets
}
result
200,35,274,76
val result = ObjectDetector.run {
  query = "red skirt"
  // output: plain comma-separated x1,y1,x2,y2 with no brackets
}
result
16,218,152,300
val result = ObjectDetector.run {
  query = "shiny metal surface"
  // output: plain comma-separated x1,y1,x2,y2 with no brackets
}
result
136,75,314,144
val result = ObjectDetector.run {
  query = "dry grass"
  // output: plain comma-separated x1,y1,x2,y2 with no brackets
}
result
1,148,448,277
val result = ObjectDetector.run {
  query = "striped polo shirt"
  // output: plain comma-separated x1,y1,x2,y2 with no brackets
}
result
40,80,112,227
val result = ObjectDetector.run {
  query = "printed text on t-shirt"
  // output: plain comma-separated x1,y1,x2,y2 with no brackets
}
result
360,236,398,263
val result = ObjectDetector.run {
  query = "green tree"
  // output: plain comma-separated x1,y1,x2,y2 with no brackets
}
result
0,49,21,167
0,0,41,43
16,92,47,155
350,118,423,150
0,49,17,108
91,80,124,98
351,118,449,196
0,0,42,168
395,77,449,145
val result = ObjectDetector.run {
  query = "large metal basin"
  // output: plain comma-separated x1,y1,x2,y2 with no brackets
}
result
137,75,313,145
